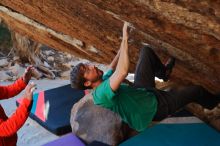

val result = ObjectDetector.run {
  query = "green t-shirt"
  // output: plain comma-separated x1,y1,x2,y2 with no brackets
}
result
92,69,158,132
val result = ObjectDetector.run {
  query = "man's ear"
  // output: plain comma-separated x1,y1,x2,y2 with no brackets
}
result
84,81,91,87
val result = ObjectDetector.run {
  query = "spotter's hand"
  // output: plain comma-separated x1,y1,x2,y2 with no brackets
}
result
24,82,36,101
22,66,35,84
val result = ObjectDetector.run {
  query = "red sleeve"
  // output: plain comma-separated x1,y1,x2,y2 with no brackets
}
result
0,98,32,137
0,78,27,100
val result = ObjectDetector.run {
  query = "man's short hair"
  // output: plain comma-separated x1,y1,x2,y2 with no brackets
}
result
70,63,87,90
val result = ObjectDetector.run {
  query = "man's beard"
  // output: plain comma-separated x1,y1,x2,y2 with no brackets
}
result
90,69,103,83
91,74,102,82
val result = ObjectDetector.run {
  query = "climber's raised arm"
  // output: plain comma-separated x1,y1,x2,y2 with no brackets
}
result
110,22,129,91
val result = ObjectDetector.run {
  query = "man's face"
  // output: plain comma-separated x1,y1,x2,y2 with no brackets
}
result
81,63,103,84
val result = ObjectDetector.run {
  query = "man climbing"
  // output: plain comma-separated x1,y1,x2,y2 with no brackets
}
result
0,66,36,146
70,22,219,132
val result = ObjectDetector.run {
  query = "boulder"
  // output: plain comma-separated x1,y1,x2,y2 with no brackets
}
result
8,63,25,78
70,93,137,146
0,70,12,81
47,56,54,62
60,70,70,80
0,58,9,67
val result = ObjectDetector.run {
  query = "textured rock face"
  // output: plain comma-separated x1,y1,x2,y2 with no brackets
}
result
0,1,219,93
70,93,136,145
